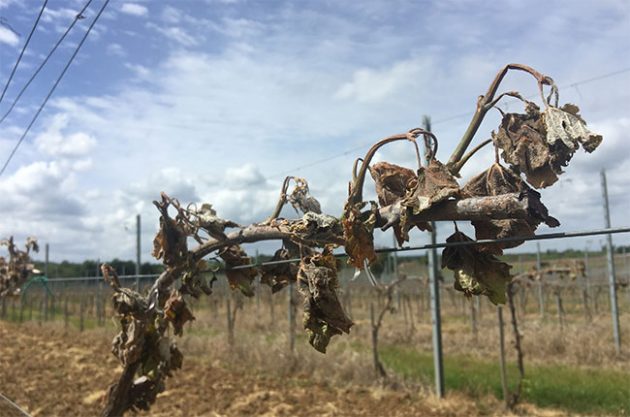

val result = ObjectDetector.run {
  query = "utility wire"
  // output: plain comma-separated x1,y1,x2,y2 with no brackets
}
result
0,392,32,417
0,0,110,177
228,226,630,271
0,0,95,125
0,0,48,105
268,67,630,179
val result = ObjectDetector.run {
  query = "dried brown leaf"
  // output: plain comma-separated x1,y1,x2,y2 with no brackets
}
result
260,248,298,293
221,245,257,297
492,102,602,188
369,162,431,245
297,246,353,353
441,231,512,304
164,291,195,336
463,163,559,254
342,201,378,268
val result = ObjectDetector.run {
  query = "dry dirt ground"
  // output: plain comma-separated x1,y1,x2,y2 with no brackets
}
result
0,321,573,417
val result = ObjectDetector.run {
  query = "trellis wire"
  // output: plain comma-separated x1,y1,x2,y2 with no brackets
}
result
228,226,630,271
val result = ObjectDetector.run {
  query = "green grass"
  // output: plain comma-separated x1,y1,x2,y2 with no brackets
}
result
380,345,630,416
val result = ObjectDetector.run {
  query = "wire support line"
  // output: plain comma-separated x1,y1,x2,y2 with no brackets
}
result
227,226,630,271
0,392,32,417
0,0,110,177
267,67,630,179
0,0,48,106
0,0,95,125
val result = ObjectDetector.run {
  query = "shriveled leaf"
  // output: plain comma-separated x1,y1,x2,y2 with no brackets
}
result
492,101,602,188
180,259,216,298
193,203,239,237
441,231,512,304
289,212,342,244
164,291,195,336
403,159,460,214
397,159,459,243
0,236,38,297
369,162,430,245
297,246,353,353
463,163,559,254
260,248,298,293
288,177,322,215
369,162,416,207
152,213,188,267
342,201,378,268
221,245,257,297
112,317,146,365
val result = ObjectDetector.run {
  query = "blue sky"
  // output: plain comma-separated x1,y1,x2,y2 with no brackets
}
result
0,0,629,262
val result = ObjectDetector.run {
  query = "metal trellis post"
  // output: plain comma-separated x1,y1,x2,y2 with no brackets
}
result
601,170,621,354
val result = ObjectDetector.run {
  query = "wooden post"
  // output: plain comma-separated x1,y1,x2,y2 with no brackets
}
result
79,297,85,332
497,306,509,408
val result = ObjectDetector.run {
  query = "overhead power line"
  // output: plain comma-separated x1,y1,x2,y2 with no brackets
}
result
268,67,630,180
0,0,48,106
0,0,95,125
228,226,630,271
0,0,110,177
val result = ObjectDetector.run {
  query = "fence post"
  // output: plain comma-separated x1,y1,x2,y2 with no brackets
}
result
601,170,621,354
537,243,545,319
497,306,509,407
288,280,296,353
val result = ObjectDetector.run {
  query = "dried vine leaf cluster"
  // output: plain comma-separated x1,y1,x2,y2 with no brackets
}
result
0,236,38,298
97,64,602,416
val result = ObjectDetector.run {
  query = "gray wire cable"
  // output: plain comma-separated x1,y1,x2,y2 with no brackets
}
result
0,0,110,177
0,392,32,417
0,0,95,125
0,0,48,106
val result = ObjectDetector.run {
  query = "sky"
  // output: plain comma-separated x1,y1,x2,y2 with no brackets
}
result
0,0,629,263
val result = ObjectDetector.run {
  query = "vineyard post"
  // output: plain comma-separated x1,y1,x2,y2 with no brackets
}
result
135,214,141,291
424,114,445,398
288,279,296,353
392,232,401,311
601,169,621,354
537,243,544,319
497,306,509,408
255,250,260,314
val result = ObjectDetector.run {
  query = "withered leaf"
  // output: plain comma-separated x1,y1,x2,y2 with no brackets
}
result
164,290,195,336
369,162,431,245
288,177,322,215
152,213,188,267
342,201,378,268
370,162,416,207
112,316,146,365
221,245,257,297
398,159,459,243
441,231,512,305
297,246,353,353
260,248,298,293
492,101,602,188
463,163,559,254
193,203,239,238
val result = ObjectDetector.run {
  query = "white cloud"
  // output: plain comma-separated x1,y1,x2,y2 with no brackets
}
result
120,3,148,17
34,114,97,158
124,63,150,78
148,24,199,46
0,25,18,46
335,58,432,103
106,43,126,57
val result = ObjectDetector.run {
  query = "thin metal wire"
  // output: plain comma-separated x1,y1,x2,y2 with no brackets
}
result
228,226,630,270
268,67,630,179
0,0,110,176
0,392,32,417
0,0,95,125
0,0,48,106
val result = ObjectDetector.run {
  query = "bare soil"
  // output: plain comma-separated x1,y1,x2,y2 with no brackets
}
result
0,321,577,417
